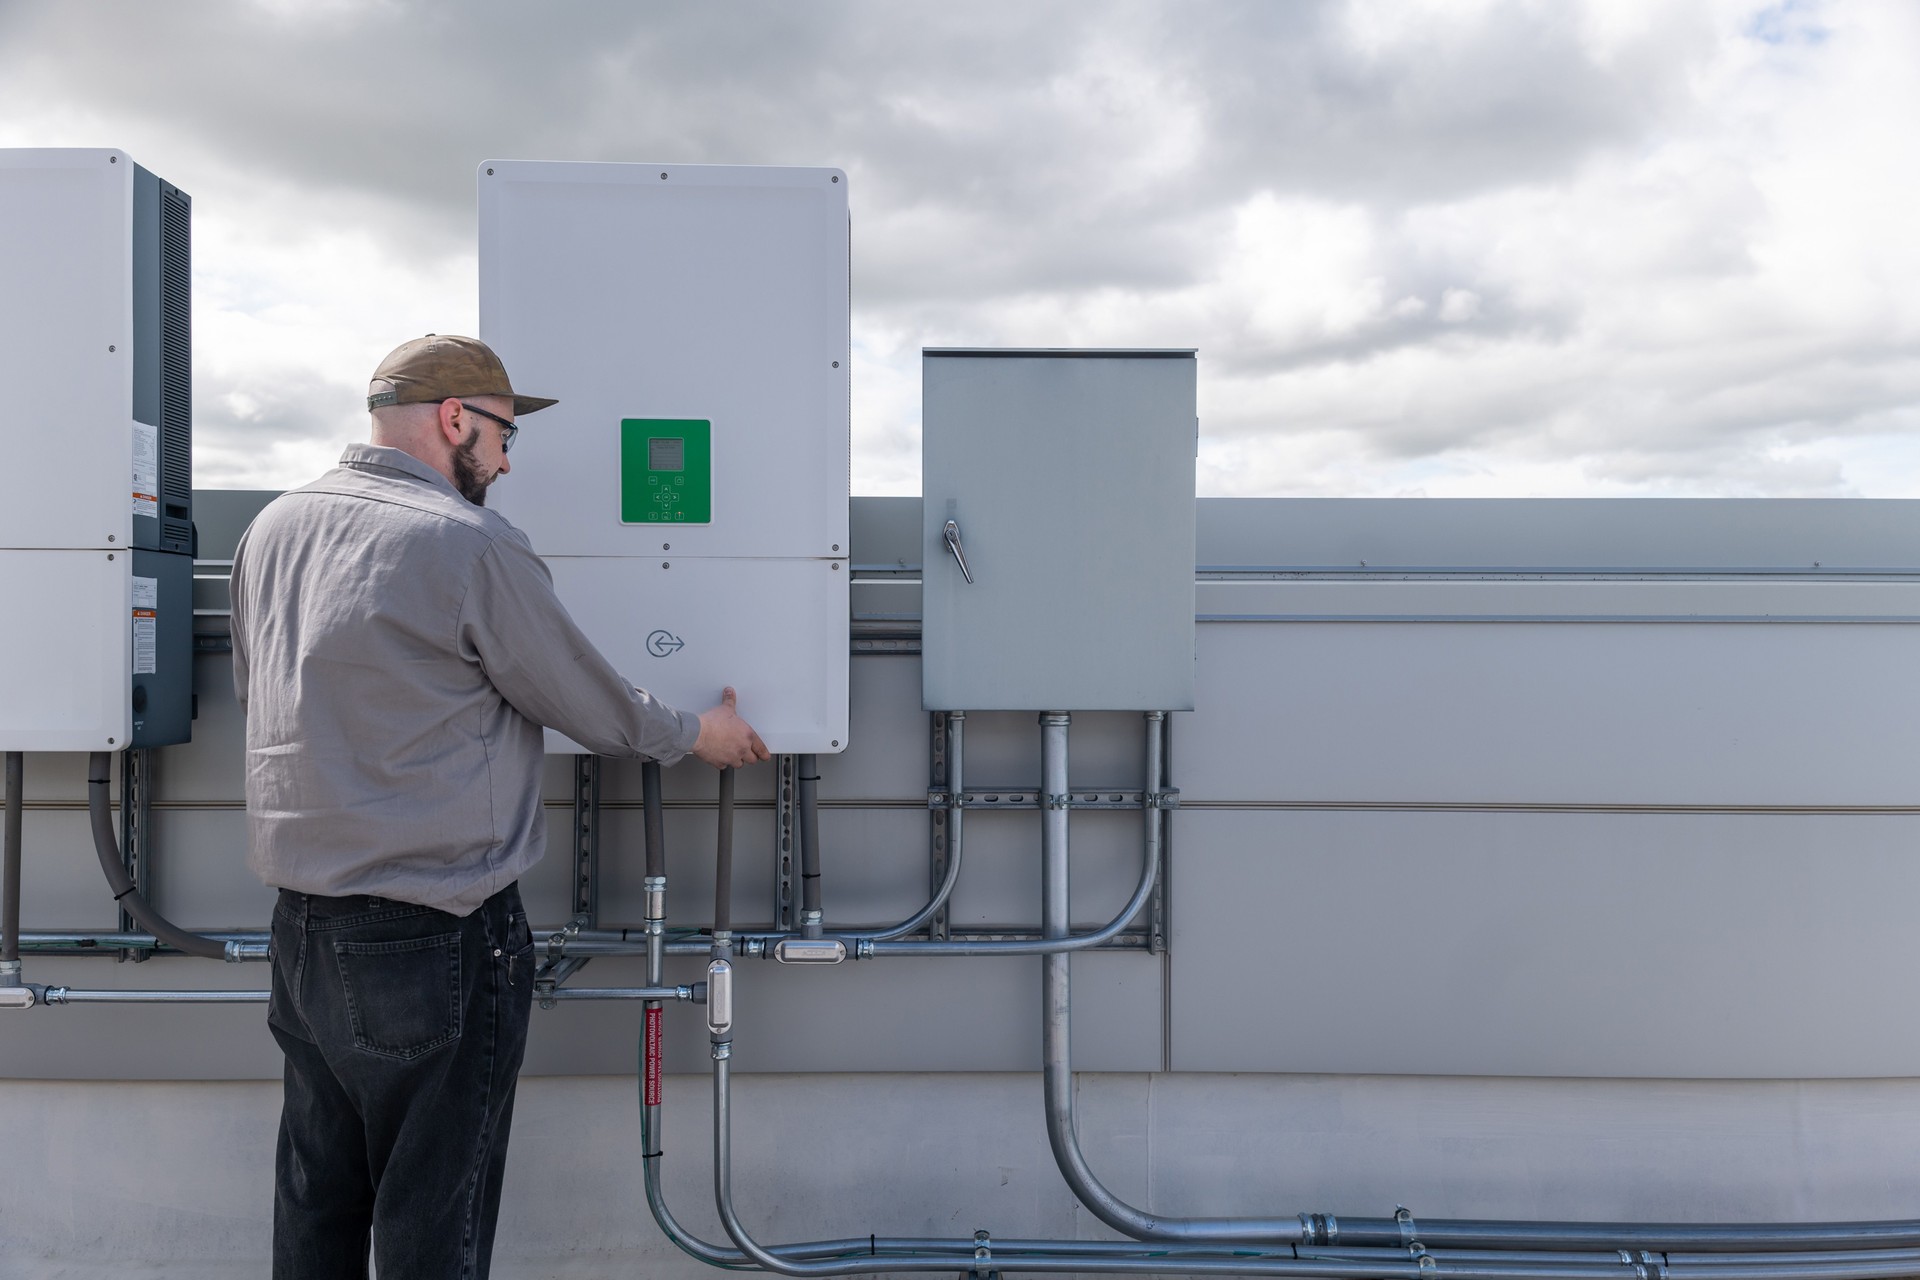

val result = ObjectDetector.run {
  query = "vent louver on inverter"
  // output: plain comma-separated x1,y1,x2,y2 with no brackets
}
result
158,181,192,554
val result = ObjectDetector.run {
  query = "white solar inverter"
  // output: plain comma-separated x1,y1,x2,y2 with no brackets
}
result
478,161,850,755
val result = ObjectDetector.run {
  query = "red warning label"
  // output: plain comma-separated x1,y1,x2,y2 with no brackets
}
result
644,1004,663,1107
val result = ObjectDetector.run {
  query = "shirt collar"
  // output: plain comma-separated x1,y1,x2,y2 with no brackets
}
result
338,442,464,500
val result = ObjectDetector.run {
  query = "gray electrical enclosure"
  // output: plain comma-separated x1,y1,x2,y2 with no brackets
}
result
921,349,1196,711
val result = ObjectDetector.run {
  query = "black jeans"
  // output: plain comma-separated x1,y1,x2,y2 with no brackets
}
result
268,884,534,1279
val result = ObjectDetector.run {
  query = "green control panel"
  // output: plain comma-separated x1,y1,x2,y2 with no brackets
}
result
620,419,712,524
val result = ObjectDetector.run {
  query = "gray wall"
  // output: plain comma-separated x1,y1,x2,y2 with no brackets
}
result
7,495,1920,1080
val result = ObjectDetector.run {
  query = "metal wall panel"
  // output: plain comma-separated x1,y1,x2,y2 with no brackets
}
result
1196,496,1920,572
1179,618,1920,807
1169,807,1920,1077
12,493,1920,1083
13,1073,1920,1274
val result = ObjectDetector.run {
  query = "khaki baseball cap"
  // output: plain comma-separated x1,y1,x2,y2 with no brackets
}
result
366,334,558,416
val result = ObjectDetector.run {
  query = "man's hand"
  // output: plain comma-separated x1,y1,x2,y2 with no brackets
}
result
692,687,771,769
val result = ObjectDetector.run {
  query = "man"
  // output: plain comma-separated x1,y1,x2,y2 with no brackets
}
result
229,334,768,1278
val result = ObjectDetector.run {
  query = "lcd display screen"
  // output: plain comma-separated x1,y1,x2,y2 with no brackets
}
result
649,437,685,472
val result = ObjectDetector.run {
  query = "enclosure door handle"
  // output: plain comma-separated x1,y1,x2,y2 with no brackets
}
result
942,519,975,584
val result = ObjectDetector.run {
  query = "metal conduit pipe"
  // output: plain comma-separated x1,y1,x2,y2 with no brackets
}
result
1031,720,1920,1257
641,757,670,1217
1293,1248,1920,1278
1312,1222,1920,1255
1042,711,1307,1244
40,988,268,1004
654,711,1914,1280
28,985,692,1006
842,712,967,943
3,752,22,976
1667,1251,1920,1267
710,1055,1552,1278
21,931,271,948
858,760,1160,961
538,986,694,1002
87,753,229,961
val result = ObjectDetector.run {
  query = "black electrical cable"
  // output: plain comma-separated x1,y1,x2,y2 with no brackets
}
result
3,752,21,965
713,767,734,941
643,760,665,881
87,752,226,960
797,754,821,918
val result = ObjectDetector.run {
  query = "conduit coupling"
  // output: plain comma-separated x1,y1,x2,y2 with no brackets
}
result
708,935,734,1043
773,938,846,964
1300,1215,1342,1246
644,876,667,928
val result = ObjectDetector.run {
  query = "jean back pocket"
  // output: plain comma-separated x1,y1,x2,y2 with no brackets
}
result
334,932,462,1060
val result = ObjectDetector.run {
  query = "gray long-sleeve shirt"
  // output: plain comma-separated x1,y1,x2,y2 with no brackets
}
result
230,444,700,915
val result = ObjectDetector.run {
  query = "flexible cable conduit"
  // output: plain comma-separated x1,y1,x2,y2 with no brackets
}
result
87,752,227,960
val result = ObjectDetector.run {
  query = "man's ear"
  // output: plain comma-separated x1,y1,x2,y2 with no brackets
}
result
435,398,464,446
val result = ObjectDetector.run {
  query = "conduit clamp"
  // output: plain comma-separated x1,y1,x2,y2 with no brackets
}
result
971,1229,992,1276
546,916,586,962
1623,1249,1669,1280
1147,787,1181,810
1396,1205,1420,1247
1041,792,1072,811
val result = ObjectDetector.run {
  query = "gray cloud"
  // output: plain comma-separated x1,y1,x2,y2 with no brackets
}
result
1,0,1911,497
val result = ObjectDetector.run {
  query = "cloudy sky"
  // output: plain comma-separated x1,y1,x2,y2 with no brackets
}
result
2,0,1914,497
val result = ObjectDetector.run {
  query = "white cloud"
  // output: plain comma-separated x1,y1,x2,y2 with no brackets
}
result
0,0,1914,497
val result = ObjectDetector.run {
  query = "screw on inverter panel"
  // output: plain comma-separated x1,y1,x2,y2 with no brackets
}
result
832,361,839,368
486,168,494,175
659,172,668,180
831,563,840,571
662,543,670,551
109,156,116,163
831,175,839,183
108,346,115,352
662,562,670,569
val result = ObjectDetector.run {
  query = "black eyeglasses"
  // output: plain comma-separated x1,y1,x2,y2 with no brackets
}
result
459,402,518,453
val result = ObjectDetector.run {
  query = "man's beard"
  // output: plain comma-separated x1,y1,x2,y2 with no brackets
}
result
451,429,490,506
